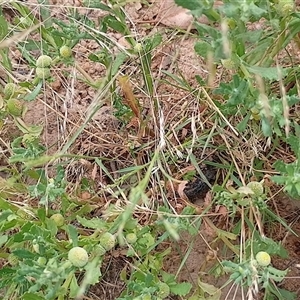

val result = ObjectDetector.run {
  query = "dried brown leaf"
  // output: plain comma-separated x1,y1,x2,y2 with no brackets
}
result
91,163,97,180
177,180,188,200
118,76,141,119
204,191,213,207
215,205,228,217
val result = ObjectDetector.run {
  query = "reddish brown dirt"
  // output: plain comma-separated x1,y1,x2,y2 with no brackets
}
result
267,194,300,297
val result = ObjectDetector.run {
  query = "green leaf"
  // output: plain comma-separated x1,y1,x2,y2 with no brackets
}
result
76,258,102,297
67,224,78,246
273,160,287,173
23,293,45,300
103,15,127,35
174,0,215,18
295,182,300,196
88,53,100,62
267,266,288,281
111,52,128,76
286,135,300,157
247,3,267,19
194,41,212,58
45,218,58,236
252,235,288,258
194,22,221,39
37,208,46,222
24,81,43,101
235,30,263,44
23,155,56,168
174,0,202,11
161,271,175,283
271,175,287,185
0,14,11,71
0,235,8,247
13,249,37,260
244,37,274,66
147,33,162,50
123,217,138,230
0,14,8,40
272,287,297,300
0,209,14,222
236,113,250,132
162,219,180,241
69,203,94,220
37,0,51,28
261,116,272,137
83,0,111,11
76,215,107,229
170,282,192,296
187,279,221,300
69,274,79,298
247,66,288,80
84,259,102,285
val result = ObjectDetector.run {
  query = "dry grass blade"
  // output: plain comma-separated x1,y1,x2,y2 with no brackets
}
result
0,23,40,49
201,87,239,137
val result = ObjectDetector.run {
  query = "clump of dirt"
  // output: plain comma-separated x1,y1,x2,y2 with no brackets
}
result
88,256,127,300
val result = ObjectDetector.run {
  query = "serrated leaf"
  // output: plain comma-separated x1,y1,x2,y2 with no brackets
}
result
0,15,8,40
69,274,79,298
271,175,287,185
67,224,78,246
45,218,58,236
76,215,107,229
123,217,138,230
147,33,162,50
24,80,43,101
103,15,127,35
273,160,287,173
37,207,46,222
83,0,111,11
23,155,56,168
23,293,45,300
13,249,36,259
161,271,175,283
237,186,254,195
84,259,102,285
274,287,297,300
174,0,202,11
198,280,221,296
88,53,99,62
112,52,128,76
0,235,8,247
37,0,51,27
247,3,267,19
247,66,288,80
217,229,237,240
170,282,192,296
236,113,250,132
286,135,300,156
261,117,272,137
194,41,212,58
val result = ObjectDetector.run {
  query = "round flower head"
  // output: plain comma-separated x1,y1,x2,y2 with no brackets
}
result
68,247,88,268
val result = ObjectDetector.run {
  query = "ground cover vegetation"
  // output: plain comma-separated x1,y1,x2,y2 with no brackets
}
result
1,0,300,299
